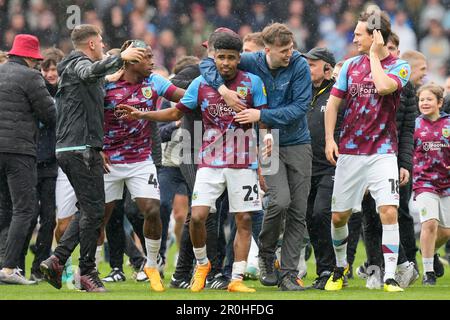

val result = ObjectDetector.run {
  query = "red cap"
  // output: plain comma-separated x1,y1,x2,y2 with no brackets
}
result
202,27,238,48
8,34,43,60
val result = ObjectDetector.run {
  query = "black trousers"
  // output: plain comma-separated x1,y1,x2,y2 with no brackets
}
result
306,174,362,276
106,190,145,270
0,153,37,269
20,176,56,274
53,149,105,275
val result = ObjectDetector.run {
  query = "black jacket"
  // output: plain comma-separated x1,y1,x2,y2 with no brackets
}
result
307,79,344,176
443,94,450,114
0,57,56,157
396,81,418,172
172,64,202,157
171,64,201,192
56,51,123,151
37,81,58,177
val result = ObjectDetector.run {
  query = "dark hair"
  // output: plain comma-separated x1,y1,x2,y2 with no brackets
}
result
71,24,102,47
262,23,294,46
243,32,264,48
214,32,243,52
358,10,392,44
387,32,399,48
41,47,64,70
207,32,226,52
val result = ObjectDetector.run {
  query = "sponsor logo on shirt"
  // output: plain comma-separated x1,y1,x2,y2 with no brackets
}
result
349,83,377,97
208,102,234,117
422,141,450,151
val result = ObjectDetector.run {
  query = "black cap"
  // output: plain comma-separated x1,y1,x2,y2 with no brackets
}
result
302,47,336,67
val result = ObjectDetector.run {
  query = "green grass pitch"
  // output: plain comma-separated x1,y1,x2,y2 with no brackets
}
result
1,243,449,300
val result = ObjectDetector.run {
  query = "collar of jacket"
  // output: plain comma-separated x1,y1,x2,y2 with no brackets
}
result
312,78,334,96
8,55,29,67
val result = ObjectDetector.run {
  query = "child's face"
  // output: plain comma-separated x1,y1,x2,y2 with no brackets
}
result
418,90,442,118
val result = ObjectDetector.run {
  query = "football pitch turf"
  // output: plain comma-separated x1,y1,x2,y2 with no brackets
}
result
1,244,449,300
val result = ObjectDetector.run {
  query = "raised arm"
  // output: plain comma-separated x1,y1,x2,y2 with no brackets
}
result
369,30,410,96
75,46,145,82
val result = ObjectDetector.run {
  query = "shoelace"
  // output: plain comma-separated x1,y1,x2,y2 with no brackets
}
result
12,268,26,278
260,258,274,274
88,271,104,287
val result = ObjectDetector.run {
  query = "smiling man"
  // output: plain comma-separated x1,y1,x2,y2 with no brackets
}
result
324,11,411,292
199,22,312,291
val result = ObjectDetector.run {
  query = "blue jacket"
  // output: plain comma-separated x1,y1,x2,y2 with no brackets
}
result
199,51,312,146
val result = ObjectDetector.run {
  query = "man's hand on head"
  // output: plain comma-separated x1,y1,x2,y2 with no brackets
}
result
120,46,146,63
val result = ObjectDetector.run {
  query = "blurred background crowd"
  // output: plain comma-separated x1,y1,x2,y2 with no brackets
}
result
0,0,448,84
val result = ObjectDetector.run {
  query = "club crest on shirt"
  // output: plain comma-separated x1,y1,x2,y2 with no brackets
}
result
349,83,358,97
141,86,153,99
443,127,450,138
237,86,248,98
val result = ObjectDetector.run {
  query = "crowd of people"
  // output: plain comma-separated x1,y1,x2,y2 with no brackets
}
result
0,0,449,83
0,1,449,295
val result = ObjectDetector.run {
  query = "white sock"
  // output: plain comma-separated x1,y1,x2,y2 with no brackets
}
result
145,238,161,268
193,246,208,265
422,257,434,273
397,261,409,269
331,224,348,268
95,245,102,266
232,261,247,280
382,223,399,282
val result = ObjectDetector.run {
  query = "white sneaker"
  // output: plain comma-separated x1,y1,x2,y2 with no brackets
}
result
395,262,419,288
0,269,37,285
366,268,382,290
135,270,148,282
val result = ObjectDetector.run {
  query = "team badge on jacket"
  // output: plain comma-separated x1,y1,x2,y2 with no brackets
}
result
142,86,153,99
